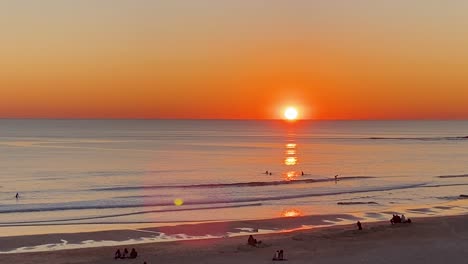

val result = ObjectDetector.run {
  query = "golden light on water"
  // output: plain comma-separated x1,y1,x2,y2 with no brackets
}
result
284,171,301,181
284,157,297,166
281,208,303,217
286,143,296,149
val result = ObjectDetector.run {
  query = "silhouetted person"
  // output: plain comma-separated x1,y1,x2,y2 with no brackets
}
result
114,249,121,259
269,172,272,175
265,170,269,174
335,174,338,181
391,214,402,224
248,235,257,246
401,214,406,223
122,248,129,258
129,248,138,259
279,249,284,260
273,250,280,260
301,171,304,176
15,193,19,199
357,221,362,230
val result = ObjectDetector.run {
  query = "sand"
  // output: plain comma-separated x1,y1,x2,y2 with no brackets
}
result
2,214,467,264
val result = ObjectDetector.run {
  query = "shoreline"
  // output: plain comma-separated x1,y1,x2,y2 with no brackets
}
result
2,214,467,263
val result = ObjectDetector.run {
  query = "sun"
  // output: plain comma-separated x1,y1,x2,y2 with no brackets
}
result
284,107,298,120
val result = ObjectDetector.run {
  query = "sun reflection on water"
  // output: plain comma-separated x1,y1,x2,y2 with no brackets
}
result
281,208,303,217
284,157,298,166
284,171,300,181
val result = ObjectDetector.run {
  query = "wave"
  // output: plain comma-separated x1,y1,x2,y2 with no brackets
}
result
366,136,468,141
0,182,424,214
423,183,468,188
337,201,378,205
92,176,374,192
0,203,262,226
437,174,468,178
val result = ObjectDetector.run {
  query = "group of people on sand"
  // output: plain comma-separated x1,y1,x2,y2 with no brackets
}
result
272,249,286,261
114,248,138,260
248,235,286,261
390,214,411,224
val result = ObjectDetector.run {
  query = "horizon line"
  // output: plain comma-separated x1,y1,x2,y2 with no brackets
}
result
0,117,467,121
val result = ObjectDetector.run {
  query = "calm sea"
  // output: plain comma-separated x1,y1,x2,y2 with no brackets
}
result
1,120,467,234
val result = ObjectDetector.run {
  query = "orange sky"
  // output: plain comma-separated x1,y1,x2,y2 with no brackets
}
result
1,1,468,119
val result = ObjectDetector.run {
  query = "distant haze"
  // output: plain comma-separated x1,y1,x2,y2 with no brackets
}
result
1,1,467,119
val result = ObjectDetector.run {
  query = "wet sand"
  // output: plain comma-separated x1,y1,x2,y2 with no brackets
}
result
2,214,467,264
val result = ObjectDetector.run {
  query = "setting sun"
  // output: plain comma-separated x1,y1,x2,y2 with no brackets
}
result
284,107,298,120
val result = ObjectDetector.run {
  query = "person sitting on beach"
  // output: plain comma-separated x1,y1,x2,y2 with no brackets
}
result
248,235,261,247
129,248,138,259
401,214,406,223
114,249,121,259
395,214,401,223
122,248,129,258
273,249,286,261
248,235,257,246
391,214,403,224
273,250,280,260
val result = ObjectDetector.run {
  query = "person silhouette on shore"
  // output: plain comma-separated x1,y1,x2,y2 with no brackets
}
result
15,193,19,199
301,171,304,176
357,221,362,230
279,250,284,260
122,248,128,258
401,214,406,223
114,249,121,259
265,170,269,175
129,248,138,259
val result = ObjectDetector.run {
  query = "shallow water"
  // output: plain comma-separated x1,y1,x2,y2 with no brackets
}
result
1,120,467,238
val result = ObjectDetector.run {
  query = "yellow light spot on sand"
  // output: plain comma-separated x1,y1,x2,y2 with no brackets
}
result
174,198,184,206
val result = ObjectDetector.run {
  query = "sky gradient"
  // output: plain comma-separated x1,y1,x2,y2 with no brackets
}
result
1,0,468,119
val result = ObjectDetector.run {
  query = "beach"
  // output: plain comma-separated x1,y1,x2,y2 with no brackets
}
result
2,214,467,264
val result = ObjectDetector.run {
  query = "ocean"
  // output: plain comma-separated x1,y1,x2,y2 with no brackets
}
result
1,120,467,241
